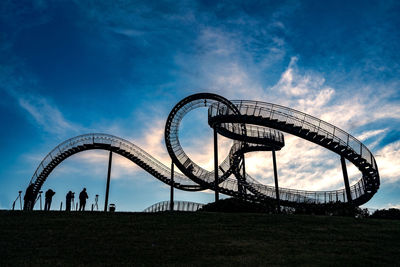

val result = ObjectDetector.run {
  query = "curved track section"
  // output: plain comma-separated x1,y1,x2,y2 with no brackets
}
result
26,93,379,209
25,134,202,209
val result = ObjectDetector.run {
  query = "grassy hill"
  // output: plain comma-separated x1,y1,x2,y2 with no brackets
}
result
1,210,399,266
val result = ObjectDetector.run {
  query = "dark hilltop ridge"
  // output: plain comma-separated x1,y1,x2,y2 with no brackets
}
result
1,210,399,266
200,197,400,219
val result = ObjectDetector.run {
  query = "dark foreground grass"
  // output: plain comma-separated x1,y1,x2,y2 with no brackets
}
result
0,210,399,266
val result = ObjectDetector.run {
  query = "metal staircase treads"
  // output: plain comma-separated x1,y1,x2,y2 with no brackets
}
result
299,128,310,135
292,126,302,132
307,132,318,138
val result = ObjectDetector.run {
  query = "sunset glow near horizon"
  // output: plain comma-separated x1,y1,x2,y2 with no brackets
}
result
1,1,399,211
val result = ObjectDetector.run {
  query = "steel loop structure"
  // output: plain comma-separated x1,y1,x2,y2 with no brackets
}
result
25,93,380,210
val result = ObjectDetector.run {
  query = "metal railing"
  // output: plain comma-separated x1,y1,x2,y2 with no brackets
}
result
208,100,379,204
29,133,199,194
209,100,376,169
143,200,204,212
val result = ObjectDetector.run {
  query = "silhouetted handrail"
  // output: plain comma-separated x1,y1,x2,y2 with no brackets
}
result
143,200,203,212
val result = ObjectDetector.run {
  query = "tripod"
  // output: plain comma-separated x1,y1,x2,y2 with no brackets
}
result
35,191,43,210
93,194,99,211
12,191,22,211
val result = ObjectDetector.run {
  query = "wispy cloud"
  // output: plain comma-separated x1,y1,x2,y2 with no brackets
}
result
357,129,388,142
0,63,83,137
110,27,146,38
375,140,400,184
17,94,82,135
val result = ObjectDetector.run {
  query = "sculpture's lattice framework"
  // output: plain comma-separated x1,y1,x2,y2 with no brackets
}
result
143,201,203,212
24,93,380,210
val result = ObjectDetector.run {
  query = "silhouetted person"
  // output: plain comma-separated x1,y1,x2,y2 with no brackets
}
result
23,184,35,210
79,188,88,211
44,189,55,211
66,191,73,211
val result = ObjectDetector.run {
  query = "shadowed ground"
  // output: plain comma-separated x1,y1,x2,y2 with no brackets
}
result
0,210,399,266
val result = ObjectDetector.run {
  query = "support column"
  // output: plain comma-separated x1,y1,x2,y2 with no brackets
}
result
341,156,352,203
19,191,22,210
170,162,174,211
39,192,42,211
240,154,246,196
214,127,219,202
272,150,280,213
104,151,113,212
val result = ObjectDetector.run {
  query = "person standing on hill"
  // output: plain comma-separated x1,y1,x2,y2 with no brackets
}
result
23,183,35,210
44,189,55,211
79,188,88,211
66,191,73,211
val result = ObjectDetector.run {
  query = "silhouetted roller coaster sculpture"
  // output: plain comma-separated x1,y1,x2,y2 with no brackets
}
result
24,93,380,211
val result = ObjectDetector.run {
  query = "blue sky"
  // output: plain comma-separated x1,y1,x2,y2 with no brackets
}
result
0,0,399,211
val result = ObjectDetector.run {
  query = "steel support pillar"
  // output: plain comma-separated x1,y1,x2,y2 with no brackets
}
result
272,150,281,213
39,193,42,211
170,162,174,211
240,154,246,196
214,127,219,202
19,192,22,210
341,156,352,203
104,151,112,212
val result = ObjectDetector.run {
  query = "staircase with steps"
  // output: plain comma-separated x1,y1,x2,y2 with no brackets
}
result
208,100,379,206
